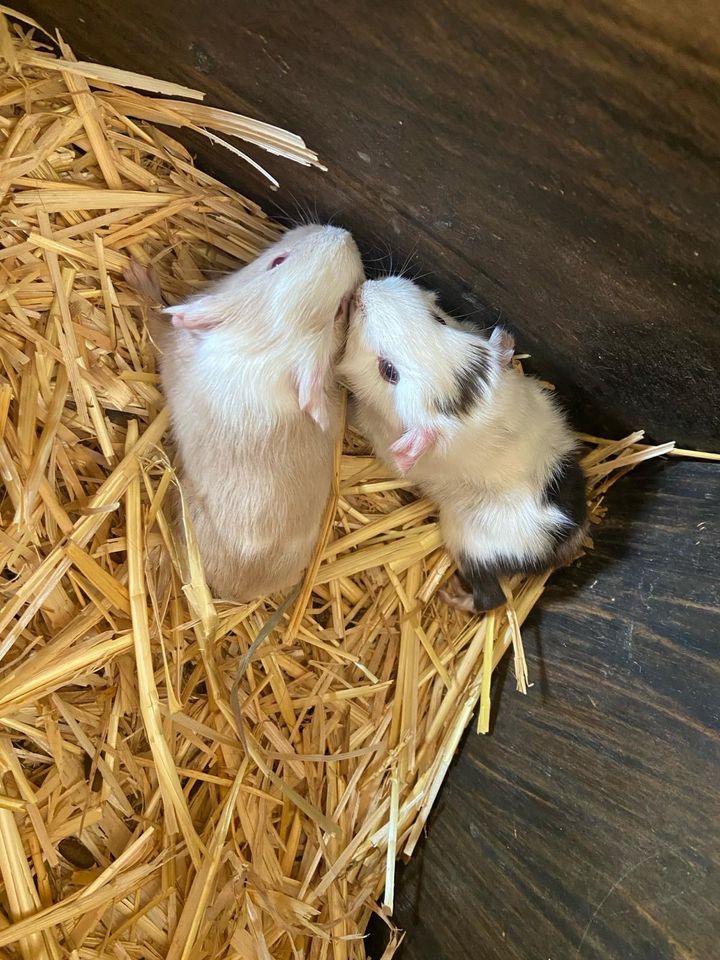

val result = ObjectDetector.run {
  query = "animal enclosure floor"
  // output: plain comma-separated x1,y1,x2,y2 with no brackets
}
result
370,459,720,960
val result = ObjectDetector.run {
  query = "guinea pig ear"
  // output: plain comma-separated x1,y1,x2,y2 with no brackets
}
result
489,326,515,367
294,367,330,432
124,259,162,304
162,299,221,331
390,426,438,475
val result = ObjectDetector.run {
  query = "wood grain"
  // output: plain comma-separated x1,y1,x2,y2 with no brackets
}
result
17,0,720,451
369,460,720,959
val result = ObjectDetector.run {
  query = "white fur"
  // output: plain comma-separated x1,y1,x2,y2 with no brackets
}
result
156,225,364,601
339,276,581,574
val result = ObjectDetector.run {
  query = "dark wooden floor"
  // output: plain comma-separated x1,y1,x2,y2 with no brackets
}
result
369,460,720,960
18,0,720,451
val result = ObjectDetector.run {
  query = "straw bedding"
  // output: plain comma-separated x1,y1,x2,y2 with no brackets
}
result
0,11,682,960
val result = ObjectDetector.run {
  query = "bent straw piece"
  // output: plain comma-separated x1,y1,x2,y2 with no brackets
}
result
0,6,52,38
106,90,322,164
19,50,207,100
579,432,720,462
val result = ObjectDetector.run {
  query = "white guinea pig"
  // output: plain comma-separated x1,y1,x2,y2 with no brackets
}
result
338,276,587,612
129,225,364,602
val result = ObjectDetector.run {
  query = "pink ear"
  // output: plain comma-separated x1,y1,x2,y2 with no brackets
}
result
390,427,437,474
162,301,220,331
490,326,515,367
123,260,162,304
295,367,330,431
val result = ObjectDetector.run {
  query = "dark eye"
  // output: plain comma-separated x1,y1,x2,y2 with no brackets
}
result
268,254,288,270
433,312,446,325
378,357,399,384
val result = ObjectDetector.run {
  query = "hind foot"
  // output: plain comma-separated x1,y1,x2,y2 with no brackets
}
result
439,573,476,613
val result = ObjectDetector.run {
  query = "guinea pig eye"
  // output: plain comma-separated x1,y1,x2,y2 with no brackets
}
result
268,254,288,270
378,357,399,384
433,312,447,326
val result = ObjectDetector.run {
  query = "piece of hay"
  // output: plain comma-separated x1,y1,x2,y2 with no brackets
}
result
0,10,704,959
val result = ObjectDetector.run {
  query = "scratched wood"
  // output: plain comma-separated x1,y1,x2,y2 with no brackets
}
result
367,460,720,959
17,0,720,451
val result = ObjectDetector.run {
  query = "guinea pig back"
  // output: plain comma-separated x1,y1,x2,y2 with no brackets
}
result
340,275,587,615
155,224,365,601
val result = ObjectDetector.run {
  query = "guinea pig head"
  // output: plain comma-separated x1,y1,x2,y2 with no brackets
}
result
339,276,514,473
164,224,364,430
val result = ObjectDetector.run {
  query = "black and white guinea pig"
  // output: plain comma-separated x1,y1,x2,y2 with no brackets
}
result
338,276,587,612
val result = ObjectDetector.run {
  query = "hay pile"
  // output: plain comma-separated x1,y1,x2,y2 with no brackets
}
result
0,11,680,960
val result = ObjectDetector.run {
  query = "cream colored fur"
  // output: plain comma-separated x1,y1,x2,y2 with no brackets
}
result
153,225,364,601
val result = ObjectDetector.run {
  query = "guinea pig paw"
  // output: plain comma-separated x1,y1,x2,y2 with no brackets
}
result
438,574,476,613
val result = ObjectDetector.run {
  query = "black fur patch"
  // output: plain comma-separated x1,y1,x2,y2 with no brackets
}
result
458,550,554,613
544,456,587,527
456,459,587,614
457,555,508,613
436,345,491,417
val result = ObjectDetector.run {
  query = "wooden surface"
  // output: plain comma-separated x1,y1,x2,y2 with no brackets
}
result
368,459,720,959
17,0,720,451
